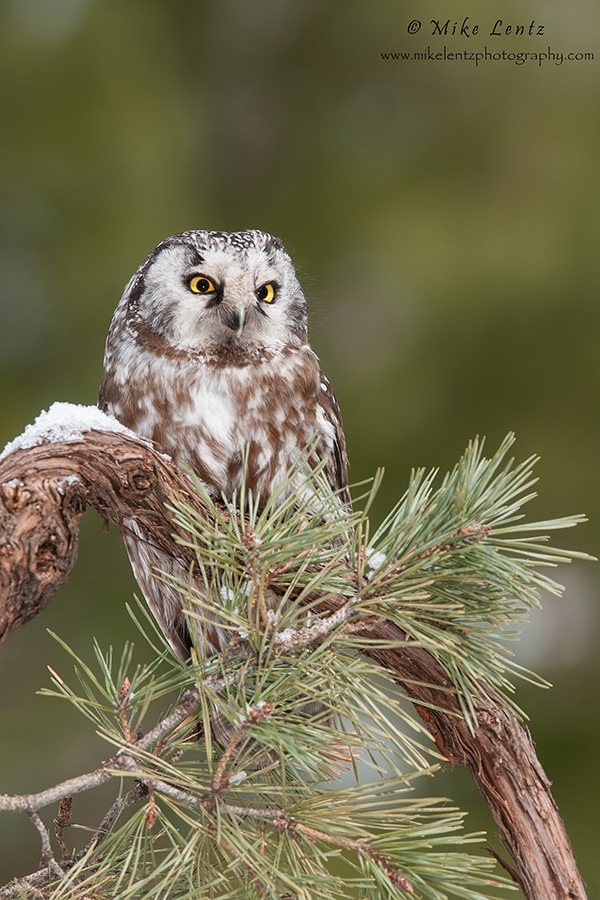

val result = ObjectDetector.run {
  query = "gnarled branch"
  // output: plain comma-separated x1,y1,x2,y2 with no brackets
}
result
0,430,212,643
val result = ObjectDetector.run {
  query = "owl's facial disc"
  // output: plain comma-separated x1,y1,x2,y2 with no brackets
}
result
129,234,308,354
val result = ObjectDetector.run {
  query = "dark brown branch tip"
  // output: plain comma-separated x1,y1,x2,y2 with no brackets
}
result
248,701,274,723
439,522,492,552
461,521,492,539
273,815,296,835
365,850,414,894
54,796,73,829
118,676,131,705
242,523,262,550
144,792,159,830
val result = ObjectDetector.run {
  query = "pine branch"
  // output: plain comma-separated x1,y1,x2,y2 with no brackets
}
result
0,408,591,899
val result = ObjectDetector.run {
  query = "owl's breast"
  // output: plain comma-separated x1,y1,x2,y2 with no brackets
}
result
182,348,324,499
100,343,328,502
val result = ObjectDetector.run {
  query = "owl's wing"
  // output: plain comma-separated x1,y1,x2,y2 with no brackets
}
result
317,371,351,507
122,519,228,660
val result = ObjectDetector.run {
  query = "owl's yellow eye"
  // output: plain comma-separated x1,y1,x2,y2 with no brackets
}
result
189,275,217,294
256,283,276,304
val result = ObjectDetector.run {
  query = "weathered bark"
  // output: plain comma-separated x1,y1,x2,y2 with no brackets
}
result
0,432,213,643
0,430,587,900
363,629,587,900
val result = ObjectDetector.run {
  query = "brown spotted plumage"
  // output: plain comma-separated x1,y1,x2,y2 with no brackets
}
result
99,229,349,660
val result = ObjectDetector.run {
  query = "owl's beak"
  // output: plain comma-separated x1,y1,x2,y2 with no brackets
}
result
234,305,246,336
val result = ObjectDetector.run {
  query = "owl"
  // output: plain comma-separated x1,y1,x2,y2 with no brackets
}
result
99,229,349,662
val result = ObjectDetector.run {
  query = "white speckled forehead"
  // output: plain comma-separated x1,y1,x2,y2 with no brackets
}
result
180,229,286,254
158,229,288,262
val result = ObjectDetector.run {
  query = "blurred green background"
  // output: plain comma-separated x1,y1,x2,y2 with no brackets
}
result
0,0,598,894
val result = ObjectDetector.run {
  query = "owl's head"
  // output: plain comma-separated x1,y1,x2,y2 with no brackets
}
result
117,230,308,355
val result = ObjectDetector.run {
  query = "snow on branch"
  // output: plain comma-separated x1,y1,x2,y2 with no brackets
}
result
0,402,146,459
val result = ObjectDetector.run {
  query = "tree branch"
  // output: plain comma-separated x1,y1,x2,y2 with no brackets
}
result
27,811,66,882
0,429,215,644
0,686,202,814
0,423,588,900
360,623,586,900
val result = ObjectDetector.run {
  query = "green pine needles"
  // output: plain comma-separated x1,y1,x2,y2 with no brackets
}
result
38,434,588,899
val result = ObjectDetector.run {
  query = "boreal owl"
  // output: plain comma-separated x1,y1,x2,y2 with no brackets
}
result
98,229,349,662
